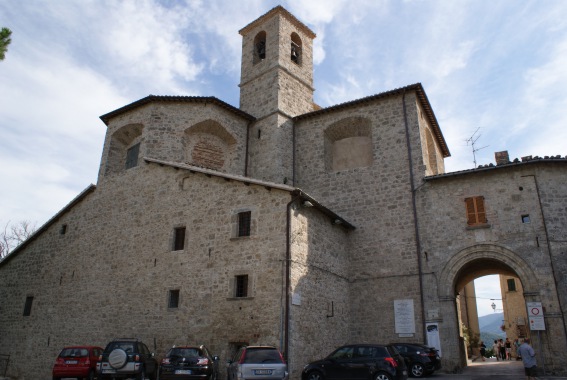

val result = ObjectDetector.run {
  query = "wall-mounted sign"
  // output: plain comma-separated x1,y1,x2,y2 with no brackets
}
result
394,299,415,335
526,301,545,331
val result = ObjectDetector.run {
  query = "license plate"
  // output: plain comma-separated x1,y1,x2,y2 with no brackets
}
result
102,369,116,373
65,360,78,364
254,369,273,375
175,370,192,374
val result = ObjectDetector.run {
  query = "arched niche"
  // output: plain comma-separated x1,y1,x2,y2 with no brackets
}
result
324,117,373,171
184,120,236,171
105,123,144,175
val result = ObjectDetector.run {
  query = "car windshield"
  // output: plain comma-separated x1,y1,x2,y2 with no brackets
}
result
168,348,202,358
243,348,281,363
106,342,135,353
60,348,88,357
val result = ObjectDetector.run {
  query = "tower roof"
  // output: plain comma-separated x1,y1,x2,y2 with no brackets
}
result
239,5,316,39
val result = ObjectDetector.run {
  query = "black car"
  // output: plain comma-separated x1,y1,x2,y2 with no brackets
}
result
97,338,158,380
158,345,219,380
301,344,408,380
390,343,441,378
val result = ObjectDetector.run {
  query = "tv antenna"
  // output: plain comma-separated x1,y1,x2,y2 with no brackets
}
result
465,128,489,168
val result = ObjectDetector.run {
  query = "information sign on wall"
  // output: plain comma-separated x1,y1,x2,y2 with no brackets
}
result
394,299,415,335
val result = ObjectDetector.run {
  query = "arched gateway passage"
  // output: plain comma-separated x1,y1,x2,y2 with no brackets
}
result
436,243,539,372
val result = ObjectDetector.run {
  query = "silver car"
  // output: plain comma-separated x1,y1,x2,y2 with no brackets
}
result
227,346,288,380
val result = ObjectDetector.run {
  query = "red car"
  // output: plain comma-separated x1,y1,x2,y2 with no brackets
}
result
52,345,104,380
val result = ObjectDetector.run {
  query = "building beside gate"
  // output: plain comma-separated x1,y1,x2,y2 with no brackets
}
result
1,6,566,379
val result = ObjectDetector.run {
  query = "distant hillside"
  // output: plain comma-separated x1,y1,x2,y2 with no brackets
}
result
479,312,505,344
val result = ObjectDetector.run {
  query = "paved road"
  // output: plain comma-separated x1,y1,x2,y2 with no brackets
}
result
427,357,567,380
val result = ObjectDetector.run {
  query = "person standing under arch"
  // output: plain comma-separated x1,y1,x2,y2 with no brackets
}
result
518,338,537,380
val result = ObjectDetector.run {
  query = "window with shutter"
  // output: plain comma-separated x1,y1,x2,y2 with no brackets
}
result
238,211,251,237
464,196,488,226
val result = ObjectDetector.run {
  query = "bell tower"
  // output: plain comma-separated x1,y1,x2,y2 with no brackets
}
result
238,6,316,183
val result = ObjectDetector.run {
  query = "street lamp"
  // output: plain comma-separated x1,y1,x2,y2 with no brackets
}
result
491,302,496,312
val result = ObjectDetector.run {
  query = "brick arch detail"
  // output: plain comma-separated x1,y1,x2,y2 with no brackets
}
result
437,243,538,299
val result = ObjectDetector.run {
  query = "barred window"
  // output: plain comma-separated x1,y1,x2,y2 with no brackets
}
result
465,196,487,226
168,289,180,308
238,211,251,237
507,279,516,292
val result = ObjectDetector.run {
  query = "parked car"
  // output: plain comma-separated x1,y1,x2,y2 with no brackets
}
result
97,338,158,380
390,343,441,378
301,344,408,380
158,345,219,380
52,345,104,380
227,345,288,380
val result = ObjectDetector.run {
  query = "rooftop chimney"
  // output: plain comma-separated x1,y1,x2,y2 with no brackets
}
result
495,151,510,165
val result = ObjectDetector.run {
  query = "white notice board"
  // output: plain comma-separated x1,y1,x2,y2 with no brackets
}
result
394,299,415,335
526,301,546,331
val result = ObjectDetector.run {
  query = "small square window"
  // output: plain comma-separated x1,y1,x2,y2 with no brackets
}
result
507,279,516,292
522,215,530,223
238,211,251,237
168,289,180,308
173,227,186,251
235,275,249,298
23,296,34,316
125,143,140,169
60,224,67,235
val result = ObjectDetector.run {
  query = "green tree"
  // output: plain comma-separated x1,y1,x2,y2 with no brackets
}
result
0,27,12,61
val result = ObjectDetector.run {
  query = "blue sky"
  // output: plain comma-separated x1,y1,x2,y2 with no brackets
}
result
1,1,564,308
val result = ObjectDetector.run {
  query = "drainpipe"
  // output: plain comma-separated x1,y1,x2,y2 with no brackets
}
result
402,90,427,344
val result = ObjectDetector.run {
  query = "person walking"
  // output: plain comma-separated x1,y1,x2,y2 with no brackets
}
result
518,338,537,380
479,341,486,361
499,338,506,360
505,338,512,360
493,340,500,361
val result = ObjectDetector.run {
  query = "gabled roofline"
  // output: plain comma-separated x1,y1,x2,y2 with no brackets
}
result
239,5,316,39
293,83,450,158
144,157,355,230
0,184,96,266
100,95,256,125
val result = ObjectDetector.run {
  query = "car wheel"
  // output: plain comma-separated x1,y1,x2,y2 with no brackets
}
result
410,363,426,378
374,372,392,380
306,370,325,380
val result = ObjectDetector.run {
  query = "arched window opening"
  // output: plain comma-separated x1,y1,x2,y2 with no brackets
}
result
253,31,266,64
291,33,302,65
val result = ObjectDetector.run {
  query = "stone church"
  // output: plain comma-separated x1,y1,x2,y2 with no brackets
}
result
1,6,566,379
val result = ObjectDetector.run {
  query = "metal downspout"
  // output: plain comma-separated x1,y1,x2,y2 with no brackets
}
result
402,90,428,344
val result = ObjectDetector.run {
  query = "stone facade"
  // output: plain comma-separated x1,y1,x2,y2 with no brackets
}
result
1,5,567,380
